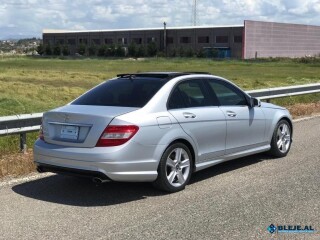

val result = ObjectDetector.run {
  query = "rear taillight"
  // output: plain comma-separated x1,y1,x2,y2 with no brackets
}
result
39,123,44,141
96,125,139,147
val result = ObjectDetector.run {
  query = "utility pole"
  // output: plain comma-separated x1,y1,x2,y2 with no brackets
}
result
192,0,198,26
163,22,167,57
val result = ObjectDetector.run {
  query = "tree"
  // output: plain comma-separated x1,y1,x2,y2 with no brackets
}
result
62,45,69,56
106,45,116,57
88,45,97,56
45,43,52,55
37,44,44,55
97,45,106,57
178,47,185,57
136,45,145,57
168,48,177,57
115,46,125,57
53,44,61,56
196,48,205,58
128,42,137,57
147,42,157,57
185,48,194,58
77,44,86,55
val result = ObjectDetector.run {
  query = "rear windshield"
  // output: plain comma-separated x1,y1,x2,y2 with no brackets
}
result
72,78,167,108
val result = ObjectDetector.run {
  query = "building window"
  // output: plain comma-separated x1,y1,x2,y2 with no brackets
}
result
234,36,242,43
167,37,174,44
132,38,143,44
216,36,228,43
92,39,101,45
118,38,128,45
67,39,76,45
105,38,113,44
180,37,191,44
79,38,88,45
198,36,209,44
147,37,156,43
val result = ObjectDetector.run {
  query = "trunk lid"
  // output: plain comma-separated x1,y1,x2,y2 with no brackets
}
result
42,105,138,148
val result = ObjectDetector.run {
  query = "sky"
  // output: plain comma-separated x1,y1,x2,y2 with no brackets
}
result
1,0,320,39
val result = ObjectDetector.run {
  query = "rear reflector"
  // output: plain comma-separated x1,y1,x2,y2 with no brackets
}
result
96,125,139,147
39,122,44,141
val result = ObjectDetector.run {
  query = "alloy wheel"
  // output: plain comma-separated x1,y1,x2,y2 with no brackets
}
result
165,148,191,187
276,123,291,153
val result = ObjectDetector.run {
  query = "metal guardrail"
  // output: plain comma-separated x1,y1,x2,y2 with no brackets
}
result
0,83,320,153
0,113,43,153
247,83,320,100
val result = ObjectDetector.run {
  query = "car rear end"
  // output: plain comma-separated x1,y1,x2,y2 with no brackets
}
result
34,75,171,182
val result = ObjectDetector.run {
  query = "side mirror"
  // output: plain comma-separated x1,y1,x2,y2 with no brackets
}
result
253,97,261,107
248,97,261,108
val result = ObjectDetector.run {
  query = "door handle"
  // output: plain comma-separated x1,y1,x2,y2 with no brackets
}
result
226,111,237,117
183,112,196,119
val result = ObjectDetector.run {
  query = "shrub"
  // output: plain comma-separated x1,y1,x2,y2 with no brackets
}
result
88,45,97,56
97,45,106,57
62,45,69,56
185,48,194,57
178,47,185,57
53,45,61,56
168,48,177,57
115,46,125,57
128,42,137,57
196,49,205,58
45,43,52,55
36,44,44,55
106,45,116,57
147,42,158,57
136,45,145,57
77,44,86,55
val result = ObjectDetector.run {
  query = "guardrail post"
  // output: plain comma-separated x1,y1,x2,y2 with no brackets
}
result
20,133,27,154
266,99,270,103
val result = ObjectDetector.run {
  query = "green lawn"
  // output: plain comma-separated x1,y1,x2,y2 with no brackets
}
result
1,56,320,154
1,56,320,116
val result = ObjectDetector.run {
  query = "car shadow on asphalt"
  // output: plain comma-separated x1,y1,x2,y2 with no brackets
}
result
12,153,273,207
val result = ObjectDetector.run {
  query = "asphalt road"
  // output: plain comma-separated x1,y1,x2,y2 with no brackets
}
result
0,117,319,240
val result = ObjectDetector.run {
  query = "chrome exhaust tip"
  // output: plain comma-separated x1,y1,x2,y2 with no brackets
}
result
92,177,109,184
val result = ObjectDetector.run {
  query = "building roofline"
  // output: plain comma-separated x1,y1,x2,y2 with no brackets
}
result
43,25,244,34
244,19,320,28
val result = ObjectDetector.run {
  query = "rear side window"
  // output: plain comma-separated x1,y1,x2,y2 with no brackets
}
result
72,78,166,108
207,79,247,106
168,80,212,109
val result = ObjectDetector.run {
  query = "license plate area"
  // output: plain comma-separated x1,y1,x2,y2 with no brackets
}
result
60,125,79,140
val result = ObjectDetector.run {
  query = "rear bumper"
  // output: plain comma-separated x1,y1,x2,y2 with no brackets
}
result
37,163,112,181
33,139,159,182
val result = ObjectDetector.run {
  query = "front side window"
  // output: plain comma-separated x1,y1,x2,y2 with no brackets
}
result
168,80,211,109
207,80,247,106
72,78,167,108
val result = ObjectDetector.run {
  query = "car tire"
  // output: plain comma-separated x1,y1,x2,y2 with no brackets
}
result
153,143,193,193
269,120,292,158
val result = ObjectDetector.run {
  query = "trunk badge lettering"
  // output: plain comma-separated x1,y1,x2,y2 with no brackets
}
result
64,114,70,123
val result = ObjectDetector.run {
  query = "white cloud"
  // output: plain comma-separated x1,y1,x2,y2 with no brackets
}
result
0,0,320,39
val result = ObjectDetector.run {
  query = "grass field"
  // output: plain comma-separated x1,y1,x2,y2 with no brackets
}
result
0,56,320,166
1,56,320,116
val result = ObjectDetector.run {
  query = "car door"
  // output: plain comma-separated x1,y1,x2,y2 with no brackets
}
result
206,79,266,155
168,79,226,163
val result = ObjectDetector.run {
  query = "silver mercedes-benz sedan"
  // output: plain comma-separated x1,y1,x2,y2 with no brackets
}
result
34,72,292,192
